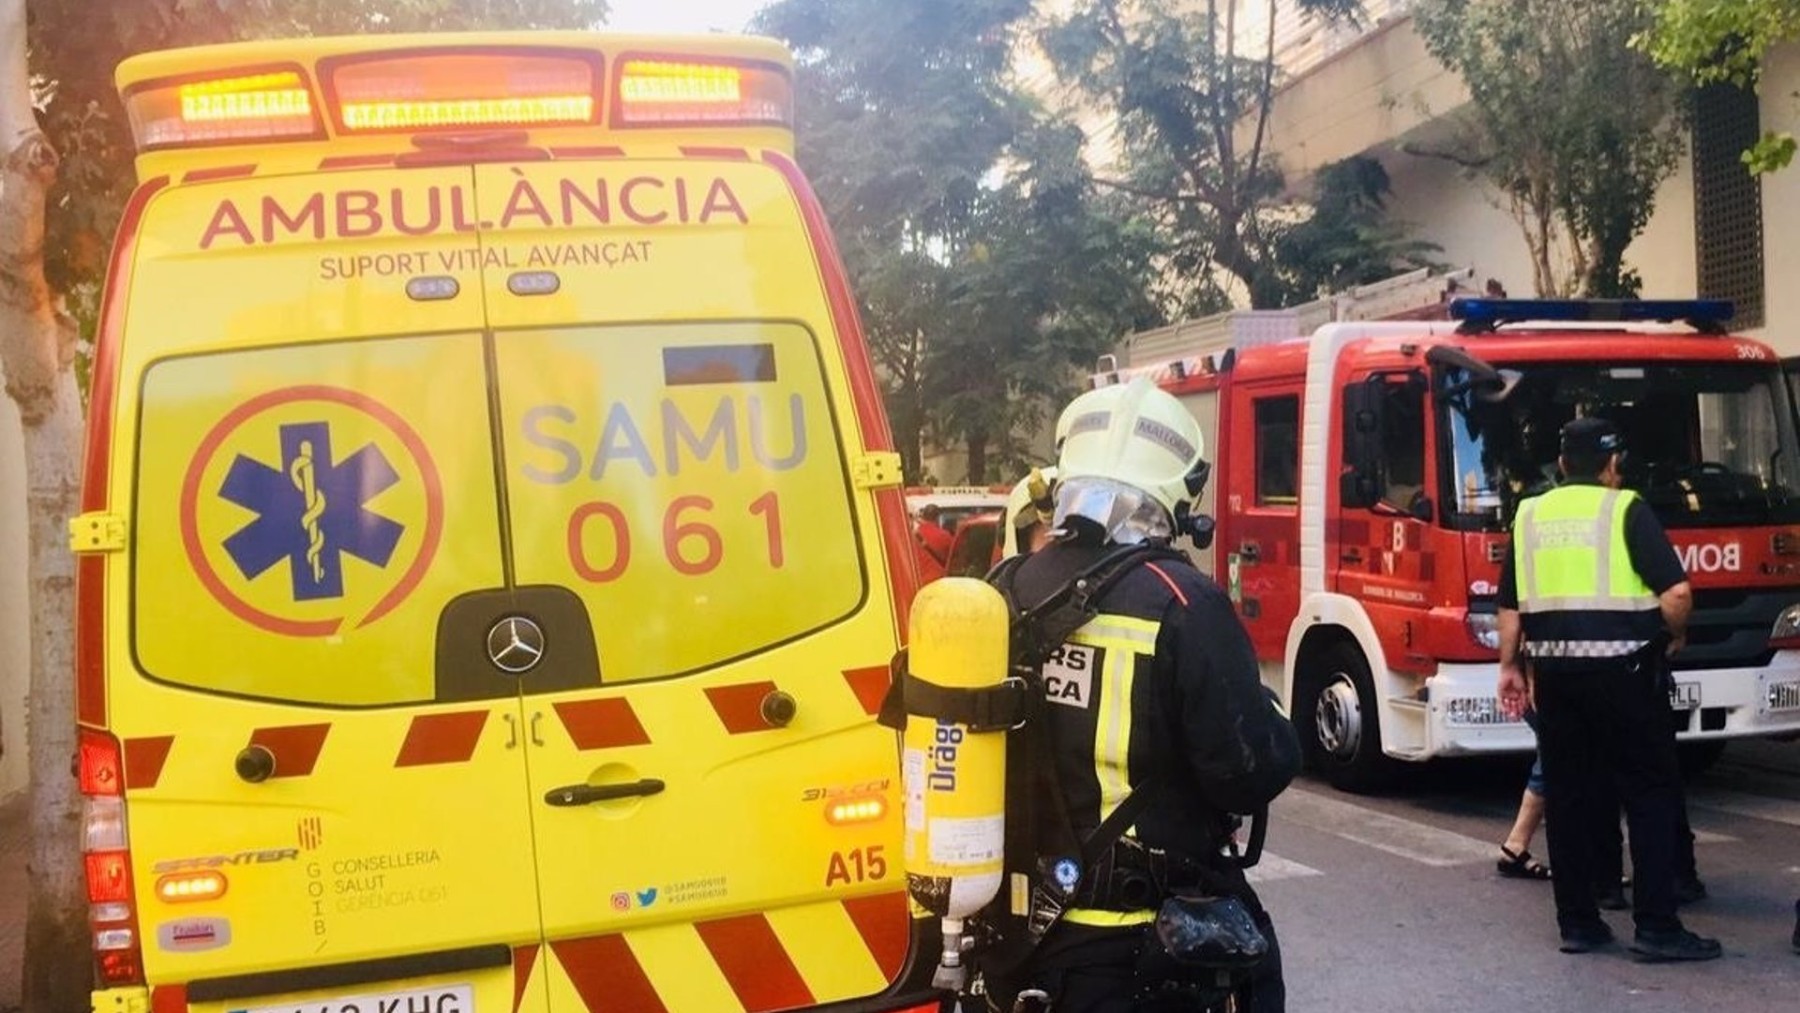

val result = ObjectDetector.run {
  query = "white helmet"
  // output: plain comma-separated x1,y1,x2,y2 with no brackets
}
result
1054,383,1123,451
1001,466,1057,558
1054,378,1206,542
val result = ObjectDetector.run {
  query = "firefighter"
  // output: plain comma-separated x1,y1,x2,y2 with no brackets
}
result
1495,416,1721,961
1002,466,1057,558
1002,385,1131,559
913,502,954,580
990,380,1301,1011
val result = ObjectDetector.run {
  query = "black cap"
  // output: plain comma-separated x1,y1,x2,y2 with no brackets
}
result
1560,417,1625,457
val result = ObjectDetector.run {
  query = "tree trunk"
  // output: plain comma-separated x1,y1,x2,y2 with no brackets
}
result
0,0,91,997
1214,225,1274,309
20,376,85,1013
965,432,989,485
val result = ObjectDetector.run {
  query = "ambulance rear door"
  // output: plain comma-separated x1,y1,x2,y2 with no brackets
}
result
473,155,911,1013
119,167,543,1004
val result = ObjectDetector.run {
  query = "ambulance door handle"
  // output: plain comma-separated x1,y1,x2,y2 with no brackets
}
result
544,779,666,807
502,713,519,750
529,711,546,746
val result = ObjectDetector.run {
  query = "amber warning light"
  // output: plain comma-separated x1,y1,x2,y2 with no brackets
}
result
825,795,888,826
615,59,792,126
126,69,322,148
326,51,599,132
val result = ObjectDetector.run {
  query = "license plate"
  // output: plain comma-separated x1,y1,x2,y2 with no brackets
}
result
232,984,472,1013
1669,681,1701,710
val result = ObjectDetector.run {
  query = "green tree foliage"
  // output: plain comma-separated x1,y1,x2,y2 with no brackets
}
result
1040,0,1368,312
30,0,608,296
759,0,1159,482
931,122,1161,481
1638,0,1800,172
1268,155,1442,300
1413,0,1684,297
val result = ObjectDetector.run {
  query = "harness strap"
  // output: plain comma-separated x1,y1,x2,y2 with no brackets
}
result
889,673,1032,732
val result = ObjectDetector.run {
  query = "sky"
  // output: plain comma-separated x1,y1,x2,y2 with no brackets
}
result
604,0,772,34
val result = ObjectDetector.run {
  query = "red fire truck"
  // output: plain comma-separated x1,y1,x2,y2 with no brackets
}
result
1097,299,1800,791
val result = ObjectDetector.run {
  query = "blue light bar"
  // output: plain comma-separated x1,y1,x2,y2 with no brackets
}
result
1449,298,1735,329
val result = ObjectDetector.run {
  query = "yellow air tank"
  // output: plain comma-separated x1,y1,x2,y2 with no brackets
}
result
901,577,1011,991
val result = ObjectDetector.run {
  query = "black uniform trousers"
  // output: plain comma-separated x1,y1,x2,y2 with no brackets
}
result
1592,688,1699,890
1534,650,1685,934
1018,865,1283,1013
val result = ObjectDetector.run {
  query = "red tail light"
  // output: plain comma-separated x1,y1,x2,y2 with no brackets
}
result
80,728,144,986
85,851,133,903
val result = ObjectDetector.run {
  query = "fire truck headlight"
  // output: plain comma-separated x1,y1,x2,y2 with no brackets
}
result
1465,611,1500,650
1769,604,1800,646
1442,696,1518,726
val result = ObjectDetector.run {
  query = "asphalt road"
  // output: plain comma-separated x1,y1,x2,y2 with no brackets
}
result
1259,739,1800,1013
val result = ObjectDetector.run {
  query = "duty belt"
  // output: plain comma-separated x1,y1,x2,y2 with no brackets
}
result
1073,835,1224,911
1527,638,1649,659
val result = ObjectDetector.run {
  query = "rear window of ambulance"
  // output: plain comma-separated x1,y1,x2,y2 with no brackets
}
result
129,322,864,705
497,321,864,684
133,333,504,706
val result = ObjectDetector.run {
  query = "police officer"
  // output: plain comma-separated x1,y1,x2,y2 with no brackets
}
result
992,380,1301,1010
1495,416,1720,961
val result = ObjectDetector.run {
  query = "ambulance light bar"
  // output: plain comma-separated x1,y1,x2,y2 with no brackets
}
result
1450,298,1735,334
327,50,600,133
124,48,793,151
614,58,792,126
125,69,323,148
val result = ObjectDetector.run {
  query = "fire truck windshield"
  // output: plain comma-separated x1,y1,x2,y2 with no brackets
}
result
1439,361,1800,531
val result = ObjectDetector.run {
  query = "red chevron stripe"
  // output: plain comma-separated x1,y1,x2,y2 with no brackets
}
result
124,736,174,790
151,985,188,1013
703,681,779,735
554,699,651,750
511,944,538,1013
842,666,891,716
551,935,665,1013
842,891,911,981
395,711,488,767
695,913,815,1012
247,724,330,778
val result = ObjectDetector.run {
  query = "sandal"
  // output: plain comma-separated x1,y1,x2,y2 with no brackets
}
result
1497,846,1552,880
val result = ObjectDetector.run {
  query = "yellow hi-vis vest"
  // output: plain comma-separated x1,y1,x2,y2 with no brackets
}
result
1514,484,1661,659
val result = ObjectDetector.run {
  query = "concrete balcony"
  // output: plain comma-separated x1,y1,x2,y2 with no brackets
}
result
1253,13,1468,193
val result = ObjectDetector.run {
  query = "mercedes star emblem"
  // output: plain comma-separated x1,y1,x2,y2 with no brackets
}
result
486,616,546,674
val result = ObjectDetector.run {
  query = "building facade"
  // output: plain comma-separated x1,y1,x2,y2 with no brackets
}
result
1257,7,1799,352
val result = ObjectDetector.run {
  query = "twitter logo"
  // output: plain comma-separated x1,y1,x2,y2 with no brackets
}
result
635,887,658,908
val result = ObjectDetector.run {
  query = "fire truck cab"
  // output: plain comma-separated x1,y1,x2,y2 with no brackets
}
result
1103,299,1800,791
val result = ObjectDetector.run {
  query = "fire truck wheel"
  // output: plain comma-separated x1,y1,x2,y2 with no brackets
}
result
1299,642,1397,793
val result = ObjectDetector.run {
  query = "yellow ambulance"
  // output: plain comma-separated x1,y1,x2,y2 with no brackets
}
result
76,32,937,1013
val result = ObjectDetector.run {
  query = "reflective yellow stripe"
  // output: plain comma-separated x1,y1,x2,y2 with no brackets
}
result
1062,907,1157,927
1091,643,1128,819
1071,631,1147,823
1070,614,1157,826
1072,615,1160,649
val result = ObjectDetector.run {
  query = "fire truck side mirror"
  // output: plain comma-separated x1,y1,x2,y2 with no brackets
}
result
1340,379,1385,509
